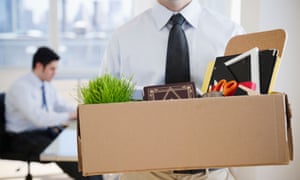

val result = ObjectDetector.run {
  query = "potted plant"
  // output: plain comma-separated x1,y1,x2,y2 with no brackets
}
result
79,74,135,104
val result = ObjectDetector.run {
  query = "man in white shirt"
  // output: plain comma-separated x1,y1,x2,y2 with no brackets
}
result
100,0,244,179
5,47,102,180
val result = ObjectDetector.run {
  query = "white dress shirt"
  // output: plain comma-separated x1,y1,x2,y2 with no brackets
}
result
99,0,245,98
5,72,75,133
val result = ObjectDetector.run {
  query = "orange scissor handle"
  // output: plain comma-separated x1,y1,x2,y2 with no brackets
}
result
212,79,238,96
212,79,227,91
223,80,238,96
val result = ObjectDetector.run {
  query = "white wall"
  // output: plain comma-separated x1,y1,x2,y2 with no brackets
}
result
240,0,300,179
132,0,155,15
258,0,300,179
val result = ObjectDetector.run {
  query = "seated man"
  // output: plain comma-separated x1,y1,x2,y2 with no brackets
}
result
5,46,102,180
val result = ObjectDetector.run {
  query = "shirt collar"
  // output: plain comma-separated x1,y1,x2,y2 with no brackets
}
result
151,0,202,31
29,71,44,87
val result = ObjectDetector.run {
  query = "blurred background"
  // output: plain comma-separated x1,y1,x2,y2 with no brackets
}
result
0,0,299,179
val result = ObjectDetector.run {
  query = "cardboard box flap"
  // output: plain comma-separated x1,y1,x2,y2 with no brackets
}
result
225,29,287,58
76,107,83,172
77,136,83,172
284,94,293,160
271,92,293,161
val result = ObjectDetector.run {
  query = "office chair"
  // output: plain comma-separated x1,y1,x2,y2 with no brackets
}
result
0,93,33,180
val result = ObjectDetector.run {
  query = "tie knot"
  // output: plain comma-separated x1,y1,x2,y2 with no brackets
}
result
170,14,185,26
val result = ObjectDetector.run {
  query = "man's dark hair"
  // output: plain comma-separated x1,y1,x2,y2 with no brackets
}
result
32,46,60,69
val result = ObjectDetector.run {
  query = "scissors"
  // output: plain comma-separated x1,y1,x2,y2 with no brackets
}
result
211,79,238,96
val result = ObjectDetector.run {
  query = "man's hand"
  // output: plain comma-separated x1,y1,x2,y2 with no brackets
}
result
69,111,77,120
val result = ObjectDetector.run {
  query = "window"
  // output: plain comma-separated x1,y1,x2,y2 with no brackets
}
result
0,0,133,78
0,0,50,67
0,0,241,79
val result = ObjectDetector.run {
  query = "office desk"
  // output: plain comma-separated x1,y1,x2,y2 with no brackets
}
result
40,122,120,180
40,122,77,162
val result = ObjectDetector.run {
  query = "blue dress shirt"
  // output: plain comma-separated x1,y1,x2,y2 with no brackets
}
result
5,72,75,133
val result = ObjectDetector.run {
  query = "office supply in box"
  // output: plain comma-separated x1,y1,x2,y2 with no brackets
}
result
206,48,278,95
206,48,259,95
210,79,238,96
143,82,196,100
202,29,285,94
225,29,286,94
259,49,279,93
222,47,260,92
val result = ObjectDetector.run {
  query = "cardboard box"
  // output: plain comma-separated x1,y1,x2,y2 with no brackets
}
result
77,29,293,176
77,93,293,176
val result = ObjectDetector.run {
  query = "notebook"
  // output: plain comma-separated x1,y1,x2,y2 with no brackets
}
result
143,82,196,100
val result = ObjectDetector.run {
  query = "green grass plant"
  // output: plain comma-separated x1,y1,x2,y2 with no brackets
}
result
79,74,135,104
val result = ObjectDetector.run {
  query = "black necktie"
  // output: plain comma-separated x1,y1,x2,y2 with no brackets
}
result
165,14,190,84
41,83,48,111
